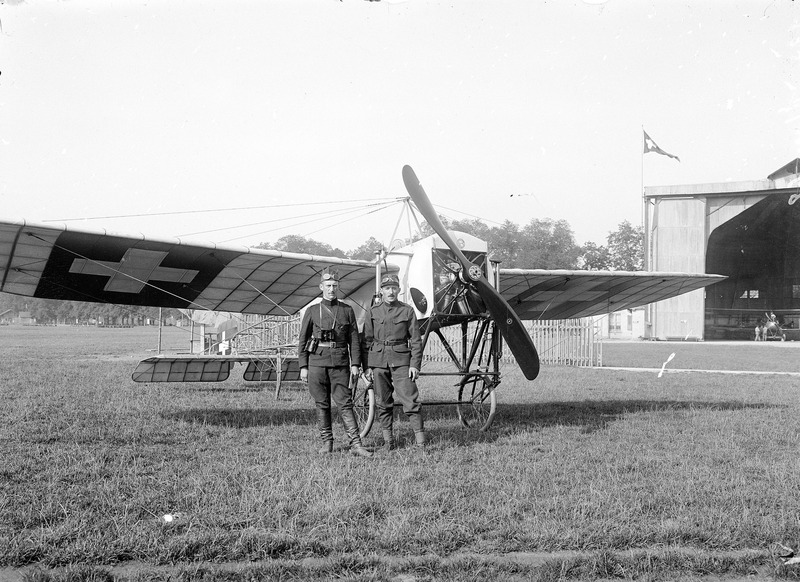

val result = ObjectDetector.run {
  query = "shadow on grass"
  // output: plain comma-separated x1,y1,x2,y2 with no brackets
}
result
183,385,267,393
162,399,781,448
166,404,464,431
418,399,784,448
495,399,782,434
170,381,306,394
163,407,317,427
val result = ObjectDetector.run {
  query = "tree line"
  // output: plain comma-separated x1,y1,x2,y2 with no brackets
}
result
0,217,642,324
0,293,181,326
260,216,643,271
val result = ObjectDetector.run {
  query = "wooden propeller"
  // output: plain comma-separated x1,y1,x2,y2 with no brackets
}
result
402,165,540,380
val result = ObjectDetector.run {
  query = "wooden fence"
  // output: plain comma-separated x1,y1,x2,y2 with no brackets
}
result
231,314,602,368
424,318,602,367
234,314,302,354
526,319,602,367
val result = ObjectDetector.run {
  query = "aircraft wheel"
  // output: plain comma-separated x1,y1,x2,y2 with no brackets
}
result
352,374,376,438
457,371,497,431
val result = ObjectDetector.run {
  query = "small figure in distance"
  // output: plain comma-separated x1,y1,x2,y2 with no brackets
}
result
298,268,373,458
364,273,425,451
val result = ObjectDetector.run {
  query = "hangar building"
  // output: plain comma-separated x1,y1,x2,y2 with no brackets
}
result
644,158,800,341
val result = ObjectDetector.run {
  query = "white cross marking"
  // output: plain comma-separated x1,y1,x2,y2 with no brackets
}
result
69,249,199,293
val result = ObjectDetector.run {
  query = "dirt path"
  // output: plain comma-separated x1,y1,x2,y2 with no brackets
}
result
0,548,787,582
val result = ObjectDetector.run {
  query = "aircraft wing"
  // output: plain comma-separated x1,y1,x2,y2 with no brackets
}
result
0,219,382,315
499,269,726,320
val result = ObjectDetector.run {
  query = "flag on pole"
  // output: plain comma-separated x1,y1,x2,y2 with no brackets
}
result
643,130,680,162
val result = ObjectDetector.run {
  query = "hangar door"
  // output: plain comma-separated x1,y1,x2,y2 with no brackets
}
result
705,192,800,339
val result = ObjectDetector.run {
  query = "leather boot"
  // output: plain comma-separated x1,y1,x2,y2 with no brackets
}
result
316,408,334,454
382,429,395,452
341,408,373,458
410,413,426,447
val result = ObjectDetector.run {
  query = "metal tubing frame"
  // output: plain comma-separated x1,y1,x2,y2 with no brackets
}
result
418,314,501,385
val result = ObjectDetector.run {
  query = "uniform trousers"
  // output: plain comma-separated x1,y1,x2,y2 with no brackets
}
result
307,365,354,412
373,365,423,432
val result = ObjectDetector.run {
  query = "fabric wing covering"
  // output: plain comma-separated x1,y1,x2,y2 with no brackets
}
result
0,219,379,316
499,269,725,320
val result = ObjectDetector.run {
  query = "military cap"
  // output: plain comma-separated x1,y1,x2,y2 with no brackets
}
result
380,274,400,287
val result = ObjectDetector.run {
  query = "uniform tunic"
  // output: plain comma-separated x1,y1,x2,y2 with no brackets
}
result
364,300,423,425
298,299,361,412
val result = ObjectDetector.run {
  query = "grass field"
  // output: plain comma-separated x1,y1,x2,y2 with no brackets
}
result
2,326,800,581
601,339,800,373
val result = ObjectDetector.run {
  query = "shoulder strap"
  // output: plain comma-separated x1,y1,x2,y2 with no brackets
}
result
320,302,339,326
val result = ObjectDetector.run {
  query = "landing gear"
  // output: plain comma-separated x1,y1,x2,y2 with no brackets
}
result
457,370,498,431
419,314,503,432
351,374,375,439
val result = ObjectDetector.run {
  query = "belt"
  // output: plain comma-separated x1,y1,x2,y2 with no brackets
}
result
377,339,408,346
319,341,348,348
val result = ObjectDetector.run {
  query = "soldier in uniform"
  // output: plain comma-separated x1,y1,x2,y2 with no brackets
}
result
298,269,373,457
364,274,425,450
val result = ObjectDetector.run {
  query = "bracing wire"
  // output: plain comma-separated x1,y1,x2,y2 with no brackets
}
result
302,200,407,241
44,197,398,223
44,196,405,255
434,204,507,227
220,200,402,244
26,195,404,357
184,200,399,241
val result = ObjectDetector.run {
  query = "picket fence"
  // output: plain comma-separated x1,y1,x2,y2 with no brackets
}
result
423,318,602,368
233,314,601,368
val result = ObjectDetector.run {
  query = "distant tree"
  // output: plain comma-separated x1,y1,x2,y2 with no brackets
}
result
416,217,523,267
247,216,638,276
0,292,181,325
607,220,644,271
448,218,492,241
578,241,612,270
487,220,521,267
416,215,580,269
417,215,451,240
258,234,346,258
347,237,384,261
518,218,580,269
0,292,24,312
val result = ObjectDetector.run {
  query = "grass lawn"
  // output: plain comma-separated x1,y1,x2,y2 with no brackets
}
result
601,339,800,373
2,326,800,581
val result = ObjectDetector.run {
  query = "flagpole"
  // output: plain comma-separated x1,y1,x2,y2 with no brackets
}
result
641,126,646,271
641,128,681,340
641,126,651,339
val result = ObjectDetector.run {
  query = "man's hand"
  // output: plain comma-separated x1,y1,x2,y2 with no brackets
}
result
365,368,374,382
300,367,308,383
350,365,360,378
409,367,419,382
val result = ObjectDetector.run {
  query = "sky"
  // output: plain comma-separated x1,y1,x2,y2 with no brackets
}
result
1,0,798,255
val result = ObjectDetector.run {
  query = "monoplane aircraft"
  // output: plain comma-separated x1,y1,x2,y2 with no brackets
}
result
0,166,724,434
757,311,790,341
